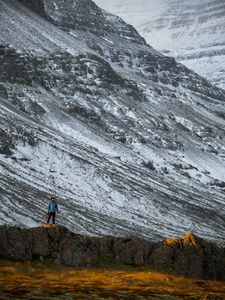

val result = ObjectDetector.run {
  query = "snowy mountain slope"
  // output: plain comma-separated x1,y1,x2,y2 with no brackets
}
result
95,0,225,89
0,0,225,242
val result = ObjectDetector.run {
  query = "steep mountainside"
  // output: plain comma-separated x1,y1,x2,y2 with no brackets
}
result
0,0,225,242
95,0,225,89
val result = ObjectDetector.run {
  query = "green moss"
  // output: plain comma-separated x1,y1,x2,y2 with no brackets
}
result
94,253,114,267
0,225,18,231
94,255,155,272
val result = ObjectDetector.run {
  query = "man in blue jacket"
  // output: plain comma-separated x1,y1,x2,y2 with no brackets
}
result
46,196,59,224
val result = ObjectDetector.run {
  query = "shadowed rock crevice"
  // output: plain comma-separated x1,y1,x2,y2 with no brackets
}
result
0,226,224,281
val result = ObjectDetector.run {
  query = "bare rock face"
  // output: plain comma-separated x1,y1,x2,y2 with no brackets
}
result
0,226,224,281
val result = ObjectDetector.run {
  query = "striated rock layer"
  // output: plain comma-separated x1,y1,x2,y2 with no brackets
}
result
0,225,225,281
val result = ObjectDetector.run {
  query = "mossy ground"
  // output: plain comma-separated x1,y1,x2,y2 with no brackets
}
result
0,261,225,299
0,225,17,231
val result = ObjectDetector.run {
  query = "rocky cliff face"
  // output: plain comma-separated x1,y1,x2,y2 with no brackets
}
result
17,0,145,44
0,226,224,281
95,0,225,89
0,0,225,242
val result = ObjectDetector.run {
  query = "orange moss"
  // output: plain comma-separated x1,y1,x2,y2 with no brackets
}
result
164,232,202,248
41,224,57,228
0,261,224,299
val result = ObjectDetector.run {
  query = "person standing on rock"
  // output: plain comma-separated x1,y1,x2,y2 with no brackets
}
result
46,196,59,224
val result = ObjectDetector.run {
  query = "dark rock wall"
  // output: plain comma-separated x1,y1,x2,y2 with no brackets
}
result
17,0,46,16
0,226,224,281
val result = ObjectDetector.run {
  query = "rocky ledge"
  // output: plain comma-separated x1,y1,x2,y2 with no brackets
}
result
0,225,224,281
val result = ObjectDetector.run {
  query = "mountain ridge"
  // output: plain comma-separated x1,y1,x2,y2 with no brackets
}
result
95,0,225,89
17,0,146,45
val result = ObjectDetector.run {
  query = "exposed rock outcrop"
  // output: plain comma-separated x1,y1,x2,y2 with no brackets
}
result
0,226,224,281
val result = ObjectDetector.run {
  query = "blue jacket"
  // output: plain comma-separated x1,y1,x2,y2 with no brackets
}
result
48,201,58,213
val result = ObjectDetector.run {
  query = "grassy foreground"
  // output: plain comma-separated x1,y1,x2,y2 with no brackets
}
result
0,261,225,299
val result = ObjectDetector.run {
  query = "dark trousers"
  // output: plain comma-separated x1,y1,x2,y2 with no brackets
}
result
46,212,56,224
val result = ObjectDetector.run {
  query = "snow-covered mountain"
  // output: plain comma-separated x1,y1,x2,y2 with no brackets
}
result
95,0,225,89
0,0,225,242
